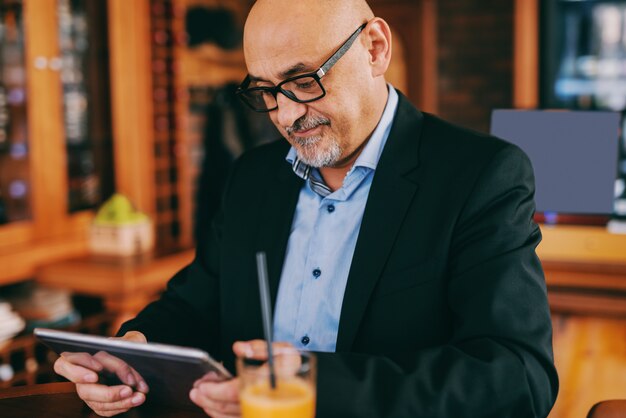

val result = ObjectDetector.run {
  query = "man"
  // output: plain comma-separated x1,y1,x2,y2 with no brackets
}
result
54,0,559,417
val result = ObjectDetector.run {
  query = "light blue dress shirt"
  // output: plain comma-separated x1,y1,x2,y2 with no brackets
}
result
273,86,399,352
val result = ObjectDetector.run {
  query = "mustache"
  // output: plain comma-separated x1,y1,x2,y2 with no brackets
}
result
285,115,330,135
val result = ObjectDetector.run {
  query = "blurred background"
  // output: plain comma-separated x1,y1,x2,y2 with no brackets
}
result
0,1,624,417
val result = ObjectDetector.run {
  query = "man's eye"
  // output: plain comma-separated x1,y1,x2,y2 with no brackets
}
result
296,81,314,89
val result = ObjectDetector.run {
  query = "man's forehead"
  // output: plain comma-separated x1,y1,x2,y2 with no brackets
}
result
244,27,328,81
245,22,327,54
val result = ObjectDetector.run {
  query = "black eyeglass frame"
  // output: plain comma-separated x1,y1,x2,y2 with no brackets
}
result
236,22,368,112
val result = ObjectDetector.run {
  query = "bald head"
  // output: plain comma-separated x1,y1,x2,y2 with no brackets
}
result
244,0,375,78
245,0,374,43
247,0,374,27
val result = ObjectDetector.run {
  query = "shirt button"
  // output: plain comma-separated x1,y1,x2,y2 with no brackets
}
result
312,268,321,278
301,335,310,346
327,204,335,213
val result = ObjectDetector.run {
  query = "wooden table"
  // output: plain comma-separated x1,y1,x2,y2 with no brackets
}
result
36,249,195,333
538,225,626,316
0,382,207,418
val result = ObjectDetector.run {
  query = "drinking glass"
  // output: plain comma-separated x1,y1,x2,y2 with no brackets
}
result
237,350,316,418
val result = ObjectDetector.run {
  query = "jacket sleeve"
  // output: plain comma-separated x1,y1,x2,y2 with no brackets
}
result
315,145,559,418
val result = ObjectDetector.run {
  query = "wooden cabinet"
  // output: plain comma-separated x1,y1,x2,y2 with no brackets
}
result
0,0,156,285
0,0,94,284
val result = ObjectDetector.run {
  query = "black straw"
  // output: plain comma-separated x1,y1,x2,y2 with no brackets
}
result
255,251,277,389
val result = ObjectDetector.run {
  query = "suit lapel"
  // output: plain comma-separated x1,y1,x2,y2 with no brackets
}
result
336,94,424,351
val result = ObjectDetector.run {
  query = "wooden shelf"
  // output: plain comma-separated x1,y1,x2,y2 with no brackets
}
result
0,213,95,286
539,225,626,265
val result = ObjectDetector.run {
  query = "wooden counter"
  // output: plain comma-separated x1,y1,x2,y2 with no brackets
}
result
538,225,626,316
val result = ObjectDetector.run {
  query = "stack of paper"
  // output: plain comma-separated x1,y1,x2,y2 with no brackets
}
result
7,286,80,331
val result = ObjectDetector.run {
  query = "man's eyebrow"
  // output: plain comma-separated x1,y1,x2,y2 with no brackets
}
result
279,63,315,79
248,63,316,84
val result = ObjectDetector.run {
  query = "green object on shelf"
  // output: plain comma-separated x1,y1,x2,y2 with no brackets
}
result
93,194,149,226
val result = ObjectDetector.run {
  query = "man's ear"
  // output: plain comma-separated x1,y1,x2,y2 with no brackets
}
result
364,18,392,78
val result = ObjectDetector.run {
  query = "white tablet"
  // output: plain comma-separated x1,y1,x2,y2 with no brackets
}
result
35,328,232,408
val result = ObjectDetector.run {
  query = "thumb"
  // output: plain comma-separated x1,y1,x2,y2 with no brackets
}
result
233,341,256,358
121,331,147,343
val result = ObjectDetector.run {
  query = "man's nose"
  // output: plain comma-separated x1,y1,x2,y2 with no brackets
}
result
275,93,307,129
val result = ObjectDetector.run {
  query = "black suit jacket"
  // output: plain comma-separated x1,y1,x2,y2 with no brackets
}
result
120,93,558,417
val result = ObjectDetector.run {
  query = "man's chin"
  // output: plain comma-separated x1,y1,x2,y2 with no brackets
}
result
295,149,337,168
291,136,342,168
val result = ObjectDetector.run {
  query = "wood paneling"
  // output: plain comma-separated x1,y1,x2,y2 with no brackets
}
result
23,0,67,239
107,0,156,218
513,0,539,109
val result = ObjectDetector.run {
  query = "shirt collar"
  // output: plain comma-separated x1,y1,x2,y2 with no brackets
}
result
286,85,399,178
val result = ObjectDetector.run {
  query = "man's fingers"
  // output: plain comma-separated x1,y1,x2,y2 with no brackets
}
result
59,352,104,371
76,383,133,403
233,340,263,358
233,340,296,359
75,384,145,416
193,371,224,388
120,331,147,344
132,368,149,393
190,378,241,416
86,391,145,411
190,386,240,417
233,340,301,376
195,379,240,403
92,351,144,388
54,356,99,383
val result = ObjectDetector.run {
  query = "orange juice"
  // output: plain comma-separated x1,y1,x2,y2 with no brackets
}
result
240,378,315,418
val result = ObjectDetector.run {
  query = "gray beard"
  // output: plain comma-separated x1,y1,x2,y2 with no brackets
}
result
286,115,340,167
294,135,342,168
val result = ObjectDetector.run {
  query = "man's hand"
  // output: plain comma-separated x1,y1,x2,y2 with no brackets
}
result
190,372,241,418
189,340,296,418
53,331,149,417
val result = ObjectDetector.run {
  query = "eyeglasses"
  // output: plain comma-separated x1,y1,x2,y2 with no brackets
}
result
236,22,367,112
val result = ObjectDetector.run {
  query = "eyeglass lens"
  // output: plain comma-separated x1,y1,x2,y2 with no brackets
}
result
244,76,324,111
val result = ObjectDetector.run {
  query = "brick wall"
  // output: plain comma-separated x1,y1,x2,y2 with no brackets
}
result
437,0,515,134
